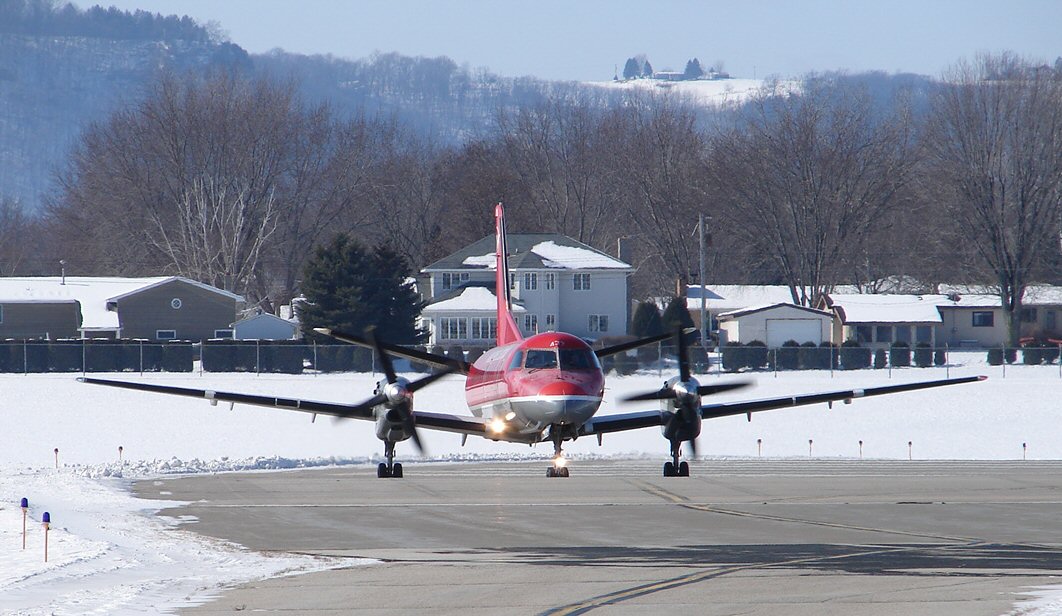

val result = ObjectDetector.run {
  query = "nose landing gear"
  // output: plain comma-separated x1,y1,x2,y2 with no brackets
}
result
546,427,570,477
663,441,690,477
377,441,404,478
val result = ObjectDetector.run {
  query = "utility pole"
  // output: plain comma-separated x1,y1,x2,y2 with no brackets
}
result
698,213,708,349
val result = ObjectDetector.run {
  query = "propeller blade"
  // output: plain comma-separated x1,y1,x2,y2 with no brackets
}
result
368,327,398,384
409,423,426,455
687,437,698,458
338,393,388,418
696,382,752,396
676,326,691,383
622,389,678,402
406,365,456,393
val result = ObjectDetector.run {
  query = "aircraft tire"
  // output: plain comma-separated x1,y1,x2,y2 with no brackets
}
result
678,461,690,477
546,467,556,478
663,462,675,477
559,467,569,477
392,463,403,478
377,463,389,478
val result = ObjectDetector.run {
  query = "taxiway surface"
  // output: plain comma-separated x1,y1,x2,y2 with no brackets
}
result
134,459,1062,615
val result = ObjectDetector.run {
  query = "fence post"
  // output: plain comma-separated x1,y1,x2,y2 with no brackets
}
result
81,339,86,375
256,340,261,375
313,340,318,376
23,339,27,374
1002,346,1006,379
945,343,949,379
139,340,144,375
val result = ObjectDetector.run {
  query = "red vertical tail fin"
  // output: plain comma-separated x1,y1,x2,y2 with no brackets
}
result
495,203,523,346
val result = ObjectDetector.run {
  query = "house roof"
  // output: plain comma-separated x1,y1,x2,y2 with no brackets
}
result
423,234,630,272
717,303,834,320
685,285,815,312
421,284,527,314
0,276,244,331
232,312,298,329
825,294,945,324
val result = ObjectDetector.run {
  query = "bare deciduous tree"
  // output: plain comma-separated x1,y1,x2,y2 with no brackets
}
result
922,53,1062,344
708,79,918,306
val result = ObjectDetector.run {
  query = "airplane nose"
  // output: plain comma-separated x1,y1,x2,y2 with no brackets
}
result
538,381,590,397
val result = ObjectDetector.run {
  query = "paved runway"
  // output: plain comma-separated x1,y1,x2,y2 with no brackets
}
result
134,459,1062,615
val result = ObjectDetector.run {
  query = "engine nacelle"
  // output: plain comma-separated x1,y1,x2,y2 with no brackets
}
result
660,376,702,443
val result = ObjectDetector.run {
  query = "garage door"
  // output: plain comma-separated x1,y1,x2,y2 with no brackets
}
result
766,319,823,348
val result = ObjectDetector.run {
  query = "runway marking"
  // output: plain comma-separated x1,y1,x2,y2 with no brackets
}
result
541,541,987,615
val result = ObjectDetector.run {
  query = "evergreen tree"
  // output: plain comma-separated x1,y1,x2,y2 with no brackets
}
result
683,58,704,80
642,59,654,78
660,295,696,340
298,234,425,344
622,57,640,80
631,301,664,338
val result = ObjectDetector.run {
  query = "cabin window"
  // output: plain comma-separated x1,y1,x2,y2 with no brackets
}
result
156,329,177,340
439,317,467,340
524,349,557,370
544,273,556,290
573,273,591,291
972,311,994,327
588,314,609,333
508,351,524,371
559,348,599,370
214,329,234,339
523,273,538,291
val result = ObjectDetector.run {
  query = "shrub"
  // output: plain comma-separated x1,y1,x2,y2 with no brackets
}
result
820,342,838,369
913,342,933,368
1042,343,1060,365
1004,347,1017,364
746,340,768,370
777,340,800,370
798,341,821,370
874,348,887,369
890,342,911,368
933,348,947,366
612,350,638,375
721,342,745,372
840,340,870,370
987,347,1004,365
1022,344,1043,365
689,344,710,373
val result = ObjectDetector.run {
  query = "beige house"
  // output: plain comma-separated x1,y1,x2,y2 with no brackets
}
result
0,276,243,340
717,303,834,347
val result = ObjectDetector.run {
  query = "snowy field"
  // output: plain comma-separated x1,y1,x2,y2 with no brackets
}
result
587,77,801,107
2,353,1061,614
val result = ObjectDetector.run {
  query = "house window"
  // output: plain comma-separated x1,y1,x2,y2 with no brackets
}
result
470,317,497,340
854,325,872,344
1020,308,1038,323
1048,310,1057,332
156,329,177,340
524,314,538,334
439,317,467,340
214,329,234,339
916,326,933,343
573,273,591,291
0,304,3,323
874,325,893,343
545,314,556,330
972,311,994,327
509,273,517,291
544,273,556,290
589,314,609,333
523,273,538,291
895,325,911,344
441,272,469,291
170,298,182,310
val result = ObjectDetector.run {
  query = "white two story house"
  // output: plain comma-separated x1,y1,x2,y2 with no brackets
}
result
420,234,633,347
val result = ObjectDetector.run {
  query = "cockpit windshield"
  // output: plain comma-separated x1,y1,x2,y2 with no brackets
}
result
524,349,558,370
559,348,599,370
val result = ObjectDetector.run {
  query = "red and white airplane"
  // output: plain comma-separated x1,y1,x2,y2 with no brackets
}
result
81,204,985,478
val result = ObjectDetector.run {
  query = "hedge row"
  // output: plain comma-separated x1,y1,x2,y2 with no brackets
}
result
0,341,194,373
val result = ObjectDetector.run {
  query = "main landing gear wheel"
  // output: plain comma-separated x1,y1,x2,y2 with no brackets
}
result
663,458,690,477
546,466,569,478
378,442,404,478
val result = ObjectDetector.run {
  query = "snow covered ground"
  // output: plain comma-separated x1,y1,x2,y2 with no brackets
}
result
587,77,801,107
1,353,1061,614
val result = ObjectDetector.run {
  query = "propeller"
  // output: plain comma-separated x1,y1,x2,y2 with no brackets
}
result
621,327,750,457
354,327,455,454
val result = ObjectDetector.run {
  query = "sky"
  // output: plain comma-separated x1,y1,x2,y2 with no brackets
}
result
71,0,1062,82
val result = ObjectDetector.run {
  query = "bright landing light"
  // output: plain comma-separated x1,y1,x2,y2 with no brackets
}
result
553,455,568,468
490,418,506,433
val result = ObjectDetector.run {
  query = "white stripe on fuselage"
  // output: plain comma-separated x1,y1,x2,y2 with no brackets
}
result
469,395,602,415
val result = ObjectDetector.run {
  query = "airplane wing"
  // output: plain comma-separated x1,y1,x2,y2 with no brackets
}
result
580,375,986,436
77,377,498,439
315,328,471,375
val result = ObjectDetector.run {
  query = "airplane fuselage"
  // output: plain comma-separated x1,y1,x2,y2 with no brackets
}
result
465,331,605,438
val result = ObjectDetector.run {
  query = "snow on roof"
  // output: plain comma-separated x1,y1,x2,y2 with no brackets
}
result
460,241,628,271
0,276,243,331
587,78,801,108
421,286,526,314
827,294,944,324
530,241,628,269
686,285,801,312
717,303,833,320
232,313,297,328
